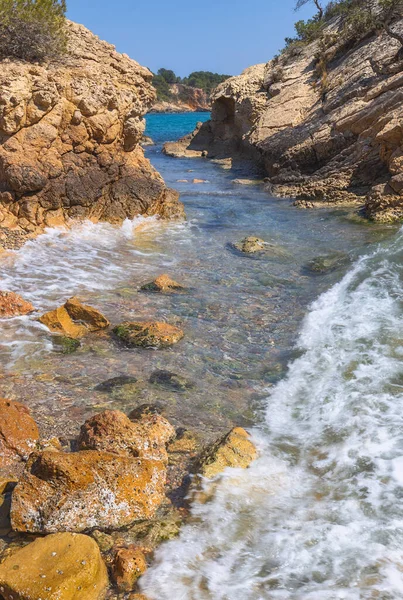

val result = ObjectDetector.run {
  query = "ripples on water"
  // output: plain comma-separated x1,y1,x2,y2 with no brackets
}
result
0,113,402,597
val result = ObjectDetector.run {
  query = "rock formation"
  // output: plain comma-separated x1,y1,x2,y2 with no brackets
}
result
0,398,39,469
0,21,183,245
150,84,210,113
167,16,403,222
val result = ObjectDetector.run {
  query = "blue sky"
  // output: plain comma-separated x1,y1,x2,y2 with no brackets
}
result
66,0,317,77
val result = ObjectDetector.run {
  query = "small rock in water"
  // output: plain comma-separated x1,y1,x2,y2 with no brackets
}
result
52,335,81,354
95,375,138,393
140,274,186,293
0,533,108,600
0,291,34,318
0,398,39,468
149,370,194,392
232,178,263,186
192,178,207,183
39,297,110,339
113,321,184,349
232,236,266,254
128,403,165,420
112,546,147,592
197,427,258,479
304,252,350,274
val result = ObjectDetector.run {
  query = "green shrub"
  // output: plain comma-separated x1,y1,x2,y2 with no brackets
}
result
0,0,67,62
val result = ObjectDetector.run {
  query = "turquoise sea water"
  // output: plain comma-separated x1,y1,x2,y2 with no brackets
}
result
145,111,210,143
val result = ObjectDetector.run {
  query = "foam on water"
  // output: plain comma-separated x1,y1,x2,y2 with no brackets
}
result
141,230,403,599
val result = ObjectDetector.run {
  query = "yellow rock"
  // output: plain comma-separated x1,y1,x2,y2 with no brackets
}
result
199,427,258,479
0,532,109,600
112,546,147,592
64,297,110,331
39,306,87,339
140,274,185,293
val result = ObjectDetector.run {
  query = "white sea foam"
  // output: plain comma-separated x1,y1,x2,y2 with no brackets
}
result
141,232,403,599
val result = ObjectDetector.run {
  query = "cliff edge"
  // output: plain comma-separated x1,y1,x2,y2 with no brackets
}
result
0,21,183,244
165,14,403,222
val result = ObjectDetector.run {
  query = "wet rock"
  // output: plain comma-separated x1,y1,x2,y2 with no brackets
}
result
39,306,87,339
0,398,39,468
193,178,207,183
39,298,110,338
141,135,154,146
78,410,175,463
11,449,167,533
52,335,81,354
128,595,150,600
0,532,108,600
198,427,258,479
232,236,266,253
140,274,185,293
0,489,12,534
127,505,183,549
149,370,194,392
113,321,184,348
128,403,165,420
304,252,350,274
95,375,138,393
91,530,114,553
0,291,34,318
64,297,110,332
112,546,147,592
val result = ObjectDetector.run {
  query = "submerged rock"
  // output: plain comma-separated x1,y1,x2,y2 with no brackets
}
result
149,370,194,392
113,321,184,348
112,546,147,592
140,274,185,293
11,449,167,533
232,236,266,254
52,335,81,354
77,410,175,462
304,252,350,274
0,398,39,468
95,375,138,393
0,291,34,318
39,297,109,339
198,427,258,479
0,533,108,600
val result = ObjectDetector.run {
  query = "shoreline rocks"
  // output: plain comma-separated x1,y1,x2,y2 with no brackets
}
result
0,291,34,318
39,297,110,339
140,274,186,293
0,20,184,247
0,398,39,469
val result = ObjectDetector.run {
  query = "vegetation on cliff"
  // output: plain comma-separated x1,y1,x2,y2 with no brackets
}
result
0,0,67,62
153,68,231,103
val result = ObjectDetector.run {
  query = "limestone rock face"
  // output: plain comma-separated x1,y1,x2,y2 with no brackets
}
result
0,21,183,241
0,532,108,600
0,398,39,468
11,449,167,533
198,427,257,479
0,291,34,318
77,410,175,462
150,83,210,113
113,321,184,348
173,18,403,221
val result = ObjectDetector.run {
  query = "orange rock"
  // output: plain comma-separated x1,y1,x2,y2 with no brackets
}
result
78,410,175,462
38,305,87,338
112,546,147,592
0,398,39,468
11,449,167,533
39,298,109,338
140,274,185,293
198,427,258,479
0,291,34,318
113,321,184,348
64,296,110,331
192,178,206,183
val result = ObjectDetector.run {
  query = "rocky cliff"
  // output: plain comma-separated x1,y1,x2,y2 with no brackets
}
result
165,15,403,222
150,83,210,113
0,21,183,244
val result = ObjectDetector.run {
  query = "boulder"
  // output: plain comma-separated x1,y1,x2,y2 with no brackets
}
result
0,291,34,318
113,321,184,348
11,449,167,533
198,427,258,479
77,410,175,463
95,375,138,393
140,274,185,293
232,236,266,254
0,398,39,468
304,252,350,274
39,298,109,339
112,546,147,592
0,532,108,600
